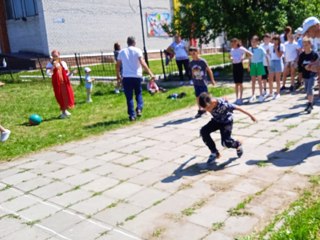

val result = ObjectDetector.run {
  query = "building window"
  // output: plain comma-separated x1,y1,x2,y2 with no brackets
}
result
5,0,38,20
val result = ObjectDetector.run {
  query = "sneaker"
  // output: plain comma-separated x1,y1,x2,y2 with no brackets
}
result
189,80,193,85
289,85,295,92
129,116,136,121
1,129,11,142
305,103,313,114
136,109,142,117
237,99,243,105
114,89,120,94
249,95,256,103
59,113,68,119
273,93,280,100
207,152,220,165
65,110,72,116
236,144,243,158
86,99,93,103
195,110,205,118
280,86,286,91
258,95,264,102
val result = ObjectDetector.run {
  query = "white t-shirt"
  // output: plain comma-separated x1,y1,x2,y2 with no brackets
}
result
230,47,247,64
284,41,299,62
270,44,285,60
46,61,69,77
170,40,188,60
260,43,272,66
118,46,143,78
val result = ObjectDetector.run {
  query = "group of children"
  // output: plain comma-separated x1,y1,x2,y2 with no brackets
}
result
230,28,319,114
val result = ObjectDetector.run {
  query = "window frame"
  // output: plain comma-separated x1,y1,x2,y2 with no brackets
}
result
5,0,38,20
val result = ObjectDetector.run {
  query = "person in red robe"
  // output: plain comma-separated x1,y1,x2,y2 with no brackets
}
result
46,50,75,118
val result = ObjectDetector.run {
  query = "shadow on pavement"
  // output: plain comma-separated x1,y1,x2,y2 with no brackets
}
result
270,111,303,121
161,156,238,183
154,117,194,128
84,118,128,129
246,140,320,167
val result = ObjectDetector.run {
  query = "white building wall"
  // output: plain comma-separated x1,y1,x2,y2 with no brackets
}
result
41,0,173,55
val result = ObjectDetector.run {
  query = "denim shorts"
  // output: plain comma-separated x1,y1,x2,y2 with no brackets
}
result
270,60,284,73
304,77,315,96
194,85,208,97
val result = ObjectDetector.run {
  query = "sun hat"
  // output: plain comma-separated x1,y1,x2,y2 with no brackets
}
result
295,27,303,34
84,67,91,72
302,16,320,34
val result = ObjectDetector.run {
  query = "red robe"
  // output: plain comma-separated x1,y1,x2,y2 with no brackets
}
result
51,64,75,111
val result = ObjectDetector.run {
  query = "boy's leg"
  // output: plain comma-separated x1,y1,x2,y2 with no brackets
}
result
220,122,240,149
200,119,220,154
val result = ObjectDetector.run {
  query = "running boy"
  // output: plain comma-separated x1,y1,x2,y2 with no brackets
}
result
248,35,267,103
298,37,318,114
189,46,216,118
199,92,257,164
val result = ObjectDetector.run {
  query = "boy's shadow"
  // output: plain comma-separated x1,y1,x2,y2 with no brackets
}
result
155,117,194,128
246,140,320,167
270,111,302,121
161,156,238,183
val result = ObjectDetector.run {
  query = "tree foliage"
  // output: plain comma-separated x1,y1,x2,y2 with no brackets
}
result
168,0,320,45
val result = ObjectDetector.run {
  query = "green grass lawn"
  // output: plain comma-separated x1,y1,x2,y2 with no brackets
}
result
0,80,233,161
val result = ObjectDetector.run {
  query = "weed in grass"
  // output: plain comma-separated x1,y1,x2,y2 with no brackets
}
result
178,183,193,191
125,215,136,221
5,214,21,220
228,196,254,216
137,157,149,163
182,199,207,216
71,185,81,191
0,184,12,191
107,199,124,208
256,161,268,167
92,191,103,197
212,222,224,231
153,199,164,206
309,175,320,185
81,168,90,173
270,129,279,133
286,124,298,130
316,144,320,151
152,227,166,238
283,140,297,151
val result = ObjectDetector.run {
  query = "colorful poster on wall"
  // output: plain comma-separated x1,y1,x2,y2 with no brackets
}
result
146,12,172,37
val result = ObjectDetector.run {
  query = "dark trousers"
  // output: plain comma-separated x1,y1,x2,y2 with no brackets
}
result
176,59,190,81
200,119,240,154
122,77,143,118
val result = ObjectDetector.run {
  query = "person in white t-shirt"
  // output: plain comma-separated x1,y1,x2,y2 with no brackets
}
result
268,35,285,100
166,35,191,85
281,33,300,92
260,33,272,95
229,38,252,104
116,36,155,121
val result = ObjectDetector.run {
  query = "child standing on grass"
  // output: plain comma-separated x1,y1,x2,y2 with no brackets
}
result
114,42,122,94
281,33,300,92
84,67,94,103
268,35,285,100
199,92,257,164
298,37,318,114
0,125,10,142
188,46,216,118
230,38,252,105
248,35,267,103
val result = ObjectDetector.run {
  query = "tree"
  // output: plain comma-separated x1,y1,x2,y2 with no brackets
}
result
169,0,320,46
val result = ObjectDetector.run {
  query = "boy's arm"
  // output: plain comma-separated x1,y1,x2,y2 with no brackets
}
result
206,66,216,85
235,106,257,122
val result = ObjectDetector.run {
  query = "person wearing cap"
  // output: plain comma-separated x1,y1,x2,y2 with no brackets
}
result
84,67,94,103
302,17,320,96
116,36,155,121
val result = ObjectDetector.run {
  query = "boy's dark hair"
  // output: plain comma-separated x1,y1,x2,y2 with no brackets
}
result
199,92,212,108
114,42,120,51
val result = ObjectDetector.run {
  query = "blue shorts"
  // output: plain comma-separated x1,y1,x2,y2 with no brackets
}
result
194,85,208,97
270,60,284,73
304,77,315,96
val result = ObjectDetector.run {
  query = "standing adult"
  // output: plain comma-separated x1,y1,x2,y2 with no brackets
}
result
46,50,75,119
116,36,155,121
166,35,192,85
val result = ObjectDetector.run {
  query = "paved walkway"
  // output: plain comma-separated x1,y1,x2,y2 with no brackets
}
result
0,84,319,240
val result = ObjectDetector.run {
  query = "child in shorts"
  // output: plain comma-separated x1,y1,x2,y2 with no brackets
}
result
84,67,94,103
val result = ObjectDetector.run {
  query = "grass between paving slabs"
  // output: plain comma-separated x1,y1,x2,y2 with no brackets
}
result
0,80,233,161
238,175,320,240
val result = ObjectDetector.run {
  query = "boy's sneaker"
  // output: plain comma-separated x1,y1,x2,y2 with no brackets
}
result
207,152,220,165
249,95,256,103
305,103,313,114
195,110,205,118
258,95,264,102
136,109,142,117
289,85,295,92
1,129,11,142
236,144,243,158
129,116,136,121
280,86,286,91
65,110,72,116
114,89,120,94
